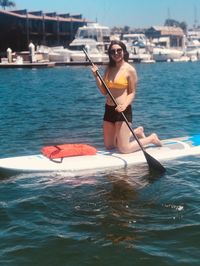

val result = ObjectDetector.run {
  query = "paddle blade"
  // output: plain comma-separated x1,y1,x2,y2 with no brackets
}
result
144,151,166,174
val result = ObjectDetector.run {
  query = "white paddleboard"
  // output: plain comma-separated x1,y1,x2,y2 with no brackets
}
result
0,135,200,176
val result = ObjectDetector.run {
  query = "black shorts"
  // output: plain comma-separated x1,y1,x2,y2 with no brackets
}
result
103,104,132,123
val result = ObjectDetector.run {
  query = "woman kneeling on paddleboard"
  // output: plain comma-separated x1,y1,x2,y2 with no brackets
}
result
91,40,162,154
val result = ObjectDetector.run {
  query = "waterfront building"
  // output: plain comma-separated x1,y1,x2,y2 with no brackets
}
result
145,26,184,48
0,9,87,53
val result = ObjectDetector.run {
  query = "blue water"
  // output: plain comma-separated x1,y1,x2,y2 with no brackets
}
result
0,62,199,265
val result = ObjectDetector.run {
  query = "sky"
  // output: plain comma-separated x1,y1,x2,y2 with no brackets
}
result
13,0,200,29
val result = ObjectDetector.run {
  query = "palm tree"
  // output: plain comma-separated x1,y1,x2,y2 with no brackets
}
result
0,0,15,10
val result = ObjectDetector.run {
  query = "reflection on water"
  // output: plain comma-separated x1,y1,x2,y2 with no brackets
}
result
91,165,165,246
106,164,165,200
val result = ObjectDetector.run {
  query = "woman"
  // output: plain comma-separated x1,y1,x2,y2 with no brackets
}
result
91,40,162,153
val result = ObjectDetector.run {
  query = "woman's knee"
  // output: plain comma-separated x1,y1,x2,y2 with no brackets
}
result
105,144,115,150
117,143,129,153
104,139,116,150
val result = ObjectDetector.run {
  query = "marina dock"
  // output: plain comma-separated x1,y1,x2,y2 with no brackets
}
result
0,62,56,68
0,61,108,68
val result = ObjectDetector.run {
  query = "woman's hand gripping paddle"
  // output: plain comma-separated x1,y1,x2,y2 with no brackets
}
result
83,48,166,174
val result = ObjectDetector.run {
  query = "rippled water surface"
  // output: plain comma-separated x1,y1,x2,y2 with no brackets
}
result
0,62,200,265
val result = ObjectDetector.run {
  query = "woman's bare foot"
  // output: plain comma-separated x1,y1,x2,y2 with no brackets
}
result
151,133,162,146
133,126,146,139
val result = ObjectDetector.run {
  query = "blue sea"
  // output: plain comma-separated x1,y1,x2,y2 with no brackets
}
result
0,62,199,266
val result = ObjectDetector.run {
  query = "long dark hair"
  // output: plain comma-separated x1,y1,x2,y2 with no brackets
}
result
108,40,129,67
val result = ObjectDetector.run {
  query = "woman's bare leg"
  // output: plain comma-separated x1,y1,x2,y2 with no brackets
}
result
116,122,162,154
103,121,117,150
133,126,146,138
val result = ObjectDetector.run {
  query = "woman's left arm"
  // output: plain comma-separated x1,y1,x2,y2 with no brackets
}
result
125,67,137,106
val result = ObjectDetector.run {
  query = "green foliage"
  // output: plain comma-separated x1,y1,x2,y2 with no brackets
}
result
164,19,187,32
0,0,15,10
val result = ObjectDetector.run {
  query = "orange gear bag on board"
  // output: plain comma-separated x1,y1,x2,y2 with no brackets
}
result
41,143,97,162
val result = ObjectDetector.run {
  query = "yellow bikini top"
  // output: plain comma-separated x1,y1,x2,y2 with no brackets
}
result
104,72,128,89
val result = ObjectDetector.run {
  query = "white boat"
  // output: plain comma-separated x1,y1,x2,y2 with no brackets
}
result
36,45,72,63
0,135,200,176
140,58,156,64
67,22,110,63
48,46,71,63
153,47,183,62
173,56,190,62
69,38,108,63
36,44,108,64
129,48,154,63
122,33,153,48
74,22,111,52
185,40,200,60
122,33,154,63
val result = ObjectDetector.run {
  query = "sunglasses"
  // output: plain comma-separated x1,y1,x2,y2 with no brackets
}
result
109,48,123,55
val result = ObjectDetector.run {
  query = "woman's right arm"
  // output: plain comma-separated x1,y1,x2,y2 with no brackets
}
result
91,65,107,95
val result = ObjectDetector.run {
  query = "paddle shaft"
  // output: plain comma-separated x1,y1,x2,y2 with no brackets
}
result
83,48,166,173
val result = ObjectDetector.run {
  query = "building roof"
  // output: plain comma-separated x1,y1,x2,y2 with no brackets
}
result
150,26,184,36
0,9,87,23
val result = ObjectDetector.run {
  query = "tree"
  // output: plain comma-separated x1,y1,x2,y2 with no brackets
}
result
0,0,15,10
123,26,130,34
164,19,187,33
179,22,187,33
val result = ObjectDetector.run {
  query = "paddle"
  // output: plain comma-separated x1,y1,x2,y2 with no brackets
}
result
83,48,166,174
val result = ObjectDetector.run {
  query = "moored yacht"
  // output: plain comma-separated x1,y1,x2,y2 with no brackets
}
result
152,46,183,62
122,33,154,62
74,22,111,52
69,38,108,62
67,22,110,62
